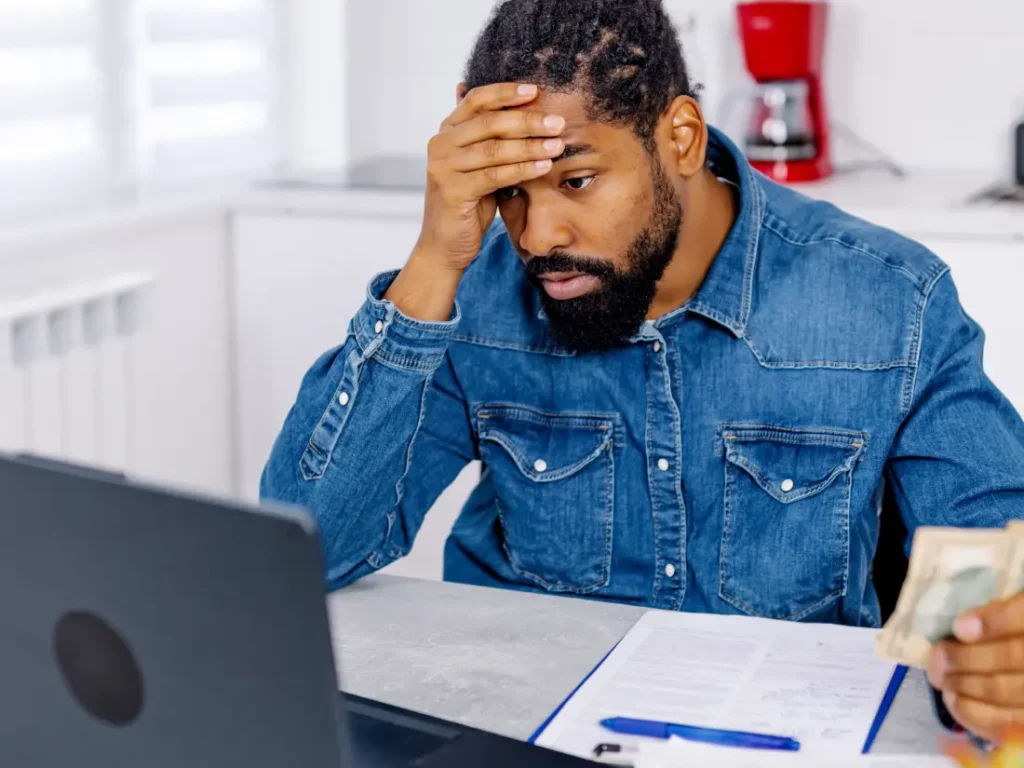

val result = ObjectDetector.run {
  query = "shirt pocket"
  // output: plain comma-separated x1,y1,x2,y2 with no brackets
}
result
476,404,617,594
718,425,867,621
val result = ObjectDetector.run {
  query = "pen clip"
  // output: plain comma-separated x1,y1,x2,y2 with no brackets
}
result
592,743,637,766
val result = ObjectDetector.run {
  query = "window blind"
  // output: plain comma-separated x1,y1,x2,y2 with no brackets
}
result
136,0,279,180
0,0,104,209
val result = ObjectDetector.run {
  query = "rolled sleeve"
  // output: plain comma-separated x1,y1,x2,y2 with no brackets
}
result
352,271,462,373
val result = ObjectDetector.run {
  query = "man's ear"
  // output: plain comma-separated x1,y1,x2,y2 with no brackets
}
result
456,82,469,104
662,96,707,178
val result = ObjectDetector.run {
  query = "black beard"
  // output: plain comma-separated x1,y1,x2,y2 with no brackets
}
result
526,161,682,353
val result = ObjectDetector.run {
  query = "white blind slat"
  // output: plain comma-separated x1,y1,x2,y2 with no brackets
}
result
0,0,101,202
138,0,277,179
149,72,268,108
0,12,95,47
147,10,270,44
0,81,96,121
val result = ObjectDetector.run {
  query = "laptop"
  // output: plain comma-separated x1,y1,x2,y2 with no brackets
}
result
0,454,595,767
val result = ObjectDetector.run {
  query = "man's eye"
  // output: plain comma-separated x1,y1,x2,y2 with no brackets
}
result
497,187,521,200
563,176,595,191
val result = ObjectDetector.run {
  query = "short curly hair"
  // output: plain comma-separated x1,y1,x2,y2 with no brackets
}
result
464,0,696,149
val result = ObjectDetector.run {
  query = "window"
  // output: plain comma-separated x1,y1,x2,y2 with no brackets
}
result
136,0,278,180
0,0,104,210
0,0,280,215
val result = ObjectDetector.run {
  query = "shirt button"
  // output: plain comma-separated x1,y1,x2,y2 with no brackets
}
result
534,459,548,473
374,320,384,334
664,563,676,578
652,341,662,353
780,478,795,492
338,392,350,407
657,458,670,472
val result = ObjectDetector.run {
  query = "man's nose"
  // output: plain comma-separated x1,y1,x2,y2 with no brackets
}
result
518,206,573,257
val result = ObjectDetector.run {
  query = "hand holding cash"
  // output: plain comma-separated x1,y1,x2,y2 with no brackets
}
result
875,521,1024,743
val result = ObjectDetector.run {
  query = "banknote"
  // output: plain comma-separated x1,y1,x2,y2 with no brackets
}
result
875,527,1024,668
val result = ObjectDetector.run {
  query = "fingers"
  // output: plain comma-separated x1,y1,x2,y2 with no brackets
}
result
449,110,565,148
945,672,1024,706
450,137,564,172
932,638,1024,683
955,593,1024,643
443,82,539,129
943,692,1024,743
461,159,553,199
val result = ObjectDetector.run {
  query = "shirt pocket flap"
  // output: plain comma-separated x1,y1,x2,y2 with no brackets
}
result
722,427,867,504
477,406,615,483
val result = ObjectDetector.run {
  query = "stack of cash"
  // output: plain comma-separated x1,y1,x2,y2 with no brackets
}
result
876,522,1024,668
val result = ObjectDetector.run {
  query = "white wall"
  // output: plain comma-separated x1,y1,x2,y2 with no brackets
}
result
344,0,1024,176
282,0,349,172
345,0,497,164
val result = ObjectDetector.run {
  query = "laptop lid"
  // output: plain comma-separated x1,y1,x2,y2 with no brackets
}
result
0,454,349,767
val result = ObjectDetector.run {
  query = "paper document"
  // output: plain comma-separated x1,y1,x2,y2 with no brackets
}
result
534,609,900,760
633,739,955,768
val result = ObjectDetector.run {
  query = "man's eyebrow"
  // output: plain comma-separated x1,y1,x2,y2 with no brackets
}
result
552,143,594,163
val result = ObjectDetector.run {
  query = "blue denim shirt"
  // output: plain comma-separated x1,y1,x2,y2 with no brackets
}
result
262,127,1024,627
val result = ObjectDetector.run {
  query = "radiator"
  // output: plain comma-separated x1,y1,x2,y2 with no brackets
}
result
0,273,154,473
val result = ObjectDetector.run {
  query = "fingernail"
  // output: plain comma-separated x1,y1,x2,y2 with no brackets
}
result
543,138,562,153
534,159,552,172
544,115,565,131
518,84,537,96
954,615,983,642
943,690,957,711
927,650,948,688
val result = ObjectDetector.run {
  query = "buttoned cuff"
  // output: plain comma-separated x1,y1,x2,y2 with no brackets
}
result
352,271,462,372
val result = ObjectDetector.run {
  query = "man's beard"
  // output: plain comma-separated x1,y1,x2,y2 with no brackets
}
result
526,160,682,353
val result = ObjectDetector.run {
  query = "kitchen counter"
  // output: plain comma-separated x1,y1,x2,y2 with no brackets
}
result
232,166,1024,240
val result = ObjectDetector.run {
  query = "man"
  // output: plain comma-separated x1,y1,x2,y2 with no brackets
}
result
263,0,1024,741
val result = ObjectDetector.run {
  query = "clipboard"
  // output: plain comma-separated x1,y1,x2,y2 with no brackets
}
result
528,610,908,761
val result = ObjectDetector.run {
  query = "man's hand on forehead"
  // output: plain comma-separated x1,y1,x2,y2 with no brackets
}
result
383,81,568,322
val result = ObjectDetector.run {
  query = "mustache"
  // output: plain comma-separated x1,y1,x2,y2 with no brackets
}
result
525,253,616,280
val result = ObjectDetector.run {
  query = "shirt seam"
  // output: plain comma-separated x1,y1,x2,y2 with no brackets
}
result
901,266,952,418
761,209,929,290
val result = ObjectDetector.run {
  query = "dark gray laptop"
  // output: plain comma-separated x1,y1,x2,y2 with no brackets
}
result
0,454,594,767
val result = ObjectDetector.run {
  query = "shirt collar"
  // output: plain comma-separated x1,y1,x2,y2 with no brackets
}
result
677,125,766,338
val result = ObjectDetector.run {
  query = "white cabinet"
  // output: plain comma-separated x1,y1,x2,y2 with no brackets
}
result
918,236,1024,413
232,206,478,581
232,211,421,499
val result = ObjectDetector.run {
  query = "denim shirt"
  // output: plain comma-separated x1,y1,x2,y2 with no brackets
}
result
262,127,1024,627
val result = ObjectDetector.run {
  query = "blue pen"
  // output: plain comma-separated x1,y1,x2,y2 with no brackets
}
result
600,716,800,751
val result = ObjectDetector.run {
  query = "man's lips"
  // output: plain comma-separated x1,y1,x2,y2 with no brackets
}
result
537,271,601,300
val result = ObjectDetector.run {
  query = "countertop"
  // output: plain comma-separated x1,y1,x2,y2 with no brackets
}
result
327,574,947,756
232,165,1024,240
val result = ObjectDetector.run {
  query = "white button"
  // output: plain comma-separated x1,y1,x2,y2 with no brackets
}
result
534,459,548,473
653,341,662,353
780,478,795,492
338,392,350,407
657,458,670,472
374,320,384,334
665,563,676,578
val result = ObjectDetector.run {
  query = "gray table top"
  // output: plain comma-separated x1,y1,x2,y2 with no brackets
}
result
327,574,947,756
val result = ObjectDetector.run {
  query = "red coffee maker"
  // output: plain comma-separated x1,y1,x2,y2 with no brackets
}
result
736,1,832,183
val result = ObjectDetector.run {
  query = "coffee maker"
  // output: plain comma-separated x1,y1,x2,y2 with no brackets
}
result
737,1,831,183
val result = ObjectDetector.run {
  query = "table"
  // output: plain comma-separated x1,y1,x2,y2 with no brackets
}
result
327,574,947,755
